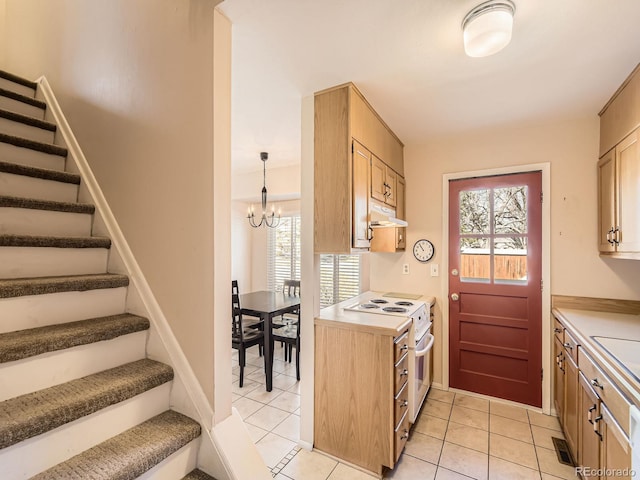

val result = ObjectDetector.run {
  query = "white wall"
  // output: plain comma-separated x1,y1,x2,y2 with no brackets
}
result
370,114,640,386
3,0,226,407
232,163,301,202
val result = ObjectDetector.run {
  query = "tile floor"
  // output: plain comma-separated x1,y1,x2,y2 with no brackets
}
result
232,348,578,479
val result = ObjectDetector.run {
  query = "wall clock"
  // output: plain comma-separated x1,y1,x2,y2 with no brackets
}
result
413,239,435,263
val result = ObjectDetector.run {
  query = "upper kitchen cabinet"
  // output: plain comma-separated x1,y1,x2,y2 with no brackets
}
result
598,64,640,259
314,82,404,254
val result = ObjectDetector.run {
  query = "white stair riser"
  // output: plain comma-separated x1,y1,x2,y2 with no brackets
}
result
0,172,78,203
0,384,172,480
137,440,200,480
0,207,92,237
0,246,109,279
0,330,147,401
0,117,55,144
0,79,36,98
0,142,65,171
0,96,44,120
0,287,127,334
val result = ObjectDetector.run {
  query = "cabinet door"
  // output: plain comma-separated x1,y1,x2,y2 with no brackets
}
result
385,167,397,207
598,149,616,253
371,155,387,203
616,129,640,252
395,176,406,249
352,141,371,249
563,353,579,458
600,404,632,479
578,372,601,474
554,337,565,419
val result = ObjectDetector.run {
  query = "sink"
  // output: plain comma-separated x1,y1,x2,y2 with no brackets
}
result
591,336,640,382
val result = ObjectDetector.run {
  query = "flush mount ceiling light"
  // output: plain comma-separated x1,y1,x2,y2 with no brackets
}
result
462,0,515,58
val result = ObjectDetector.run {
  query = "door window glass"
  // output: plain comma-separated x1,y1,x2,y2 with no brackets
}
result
460,237,490,283
459,189,490,234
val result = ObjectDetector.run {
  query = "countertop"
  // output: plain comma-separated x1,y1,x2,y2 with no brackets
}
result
552,307,640,408
316,292,436,336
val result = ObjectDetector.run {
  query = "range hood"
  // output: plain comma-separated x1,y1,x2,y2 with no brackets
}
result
369,201,408,228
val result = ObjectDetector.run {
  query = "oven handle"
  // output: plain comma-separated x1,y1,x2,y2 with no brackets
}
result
415,333,435,357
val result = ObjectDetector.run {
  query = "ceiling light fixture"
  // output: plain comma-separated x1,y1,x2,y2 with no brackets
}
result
462,0,515,58
247,152,281,228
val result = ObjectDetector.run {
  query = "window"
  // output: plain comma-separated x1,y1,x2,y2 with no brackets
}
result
319,255,360,308
267,216,301,292
267,214,360,306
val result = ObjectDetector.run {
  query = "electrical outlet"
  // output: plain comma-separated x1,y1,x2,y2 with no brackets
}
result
430,263,439,277
402,264,409,275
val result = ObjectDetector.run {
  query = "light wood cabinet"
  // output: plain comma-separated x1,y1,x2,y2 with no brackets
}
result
370,175,406,252
371,155,398,207
553,314,634,479
598,63,640,260
353,141,372,249
314,323,410,476
314,82,404,254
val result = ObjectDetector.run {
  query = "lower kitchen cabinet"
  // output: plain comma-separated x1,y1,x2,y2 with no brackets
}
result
314,322,410,476
553,313,634,479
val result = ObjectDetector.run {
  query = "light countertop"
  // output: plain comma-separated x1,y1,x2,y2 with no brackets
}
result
552,307,640,408
316,292,436,336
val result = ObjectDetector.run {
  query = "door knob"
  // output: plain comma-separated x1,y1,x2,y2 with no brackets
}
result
451,269,459,276
451,293,459,301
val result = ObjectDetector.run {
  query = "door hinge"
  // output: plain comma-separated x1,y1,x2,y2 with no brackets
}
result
540,191,544,203
351,142,354,154
541,368,544,381
541,280,543,292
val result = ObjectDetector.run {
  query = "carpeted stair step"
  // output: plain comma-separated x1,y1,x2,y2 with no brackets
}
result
0,195,94,214
30,410,201,480
0,358,174,449
0,273,129,299
0,108,56,144
0,70,38,92
182,469,218,480
0,160,80,184
0,313,149,364
0,132,66,157
0,160,81,203
0,195,95,237
0,86,46,119
0,234,110,249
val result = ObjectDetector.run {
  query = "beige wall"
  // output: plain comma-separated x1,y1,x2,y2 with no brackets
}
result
370,114,640,385
3,0,225,406
232,163,301,202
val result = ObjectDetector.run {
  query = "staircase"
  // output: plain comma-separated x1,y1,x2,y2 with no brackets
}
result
0,70,217,479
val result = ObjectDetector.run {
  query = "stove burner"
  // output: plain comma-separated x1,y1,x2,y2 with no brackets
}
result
359,303,380,309
370,298,389,304
395,301,414,307
382,307,408,313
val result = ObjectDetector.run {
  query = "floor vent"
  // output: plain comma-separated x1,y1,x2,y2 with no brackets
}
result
551,437,574,466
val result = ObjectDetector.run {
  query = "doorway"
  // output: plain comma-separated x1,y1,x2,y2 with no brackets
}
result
448,171,542,407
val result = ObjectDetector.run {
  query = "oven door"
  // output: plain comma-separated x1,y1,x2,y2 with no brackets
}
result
411,328,435,423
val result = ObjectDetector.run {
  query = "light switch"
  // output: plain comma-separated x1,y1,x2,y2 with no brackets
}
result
430,264,439,277
402,264,409,275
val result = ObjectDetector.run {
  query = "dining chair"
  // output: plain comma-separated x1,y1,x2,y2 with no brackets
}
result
231,292,265,387
232,280,263,355
272,305,300,381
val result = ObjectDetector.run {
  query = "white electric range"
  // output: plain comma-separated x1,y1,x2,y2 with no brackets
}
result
343,292,433,423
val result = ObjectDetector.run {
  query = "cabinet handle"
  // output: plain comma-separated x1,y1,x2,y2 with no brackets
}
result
607,228,615,244
587,405,596,424
400,344,408,352
400,400,408,408
367,226,374,241
563,342,573,350
400,369,408,377
613,226,621,245
591,378,604,390
554,327,563,333
593,414,603,439
400,430,409,440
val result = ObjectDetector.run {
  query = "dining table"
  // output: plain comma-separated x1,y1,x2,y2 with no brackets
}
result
239,290,300,391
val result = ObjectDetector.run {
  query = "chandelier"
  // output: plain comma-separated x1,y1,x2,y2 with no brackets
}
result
247,152,281,228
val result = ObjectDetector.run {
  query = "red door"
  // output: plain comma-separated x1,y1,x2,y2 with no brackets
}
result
449,172,542,407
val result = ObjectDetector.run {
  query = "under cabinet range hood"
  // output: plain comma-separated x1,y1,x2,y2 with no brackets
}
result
369,201,408,228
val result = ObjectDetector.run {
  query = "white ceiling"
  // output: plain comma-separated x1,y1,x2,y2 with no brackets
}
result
219,0,640,173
